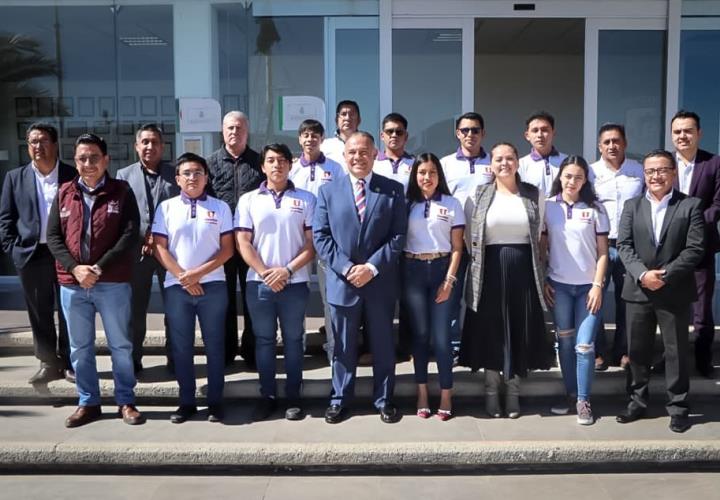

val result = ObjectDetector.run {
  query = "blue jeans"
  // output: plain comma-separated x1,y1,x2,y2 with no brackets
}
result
402,257,454,389
165,281,227,406
246,281,309,400
60,283,135,406
448,251,468,348
595,245,627,361
549,279,599,401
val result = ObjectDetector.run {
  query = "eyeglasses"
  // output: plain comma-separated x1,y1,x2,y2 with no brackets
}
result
643,167,674,178
75,155,103,165
28,139,52,148
178,170,206,179
458,127,482,136
383,128,406,136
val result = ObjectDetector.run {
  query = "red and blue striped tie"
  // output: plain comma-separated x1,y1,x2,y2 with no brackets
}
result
354,178,366,222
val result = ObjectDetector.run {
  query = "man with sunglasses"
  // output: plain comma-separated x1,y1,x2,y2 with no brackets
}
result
616,150,704,433
518,111,567,197
374,113,414,191
440,112,491,360
0,123,75,385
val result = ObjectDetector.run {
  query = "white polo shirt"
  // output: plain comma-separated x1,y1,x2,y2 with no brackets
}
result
320,134,347,171
405,192,465,254
235,181,316,284
373,151,414,192
152,192,233,287
289,153,343,196
544,195,610,285
589,157,644,239
440,147,492,207
519,148,567,197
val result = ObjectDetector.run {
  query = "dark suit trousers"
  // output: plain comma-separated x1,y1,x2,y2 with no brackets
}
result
17,244,70,369
329,297,396,409
129,254,168,364
626,301,690,417
223,250,254,362
692,261,715,366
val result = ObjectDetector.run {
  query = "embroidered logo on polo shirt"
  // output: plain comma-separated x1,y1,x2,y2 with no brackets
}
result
205,210,218,224
435,206,449,222
107,201,120,214
579,210,593,223
59,207,71,218
322,171,332,181
290,199,304,214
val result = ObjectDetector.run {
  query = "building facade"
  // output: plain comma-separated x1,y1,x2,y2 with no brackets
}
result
1,0,719,276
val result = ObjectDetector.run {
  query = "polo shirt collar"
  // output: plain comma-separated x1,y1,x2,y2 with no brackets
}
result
299,153,326,167
180,190,208,203
377,150,413,162
530,147,559,161
455,147,487,161
259,180,295,209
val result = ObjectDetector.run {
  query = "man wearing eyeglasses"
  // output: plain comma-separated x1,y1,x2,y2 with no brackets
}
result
46,133,143,428
518,111,567,197
321,100,361,171
0,123,76,385
670,110,720,378
616,149,704,433
440,112,491,360
116,124,179,374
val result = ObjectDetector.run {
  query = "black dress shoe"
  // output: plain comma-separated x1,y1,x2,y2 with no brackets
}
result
285,400,305,421
379,402,401,424
208,404,224,423
133,361,143,374
325,404,347,424
616,408,646,424
651,359,665,374
669,415,691,433
251,397,277,422
696,361,715,379
28,366,63,385
170,405,198,424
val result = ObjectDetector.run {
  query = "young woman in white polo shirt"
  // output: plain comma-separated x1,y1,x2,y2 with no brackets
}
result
236,143,316,422
543,155,609,425
403,153,465,421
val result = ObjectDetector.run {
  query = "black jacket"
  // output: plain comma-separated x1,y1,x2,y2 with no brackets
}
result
206,145,264,209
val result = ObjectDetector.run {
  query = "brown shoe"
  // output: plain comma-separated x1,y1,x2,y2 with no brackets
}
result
65,405,102,428
118,404,146,425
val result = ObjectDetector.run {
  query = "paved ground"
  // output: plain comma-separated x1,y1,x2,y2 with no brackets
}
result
1,473,719,500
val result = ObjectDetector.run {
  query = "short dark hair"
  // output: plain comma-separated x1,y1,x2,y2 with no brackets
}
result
525,111,555,129
671,109,701,130
260,143,293,164
298,119,324,137
74,133,107,156
176,152,208,174
347,131,375,146
405,153,451,203
550,155,599,208
26,122,58,143
336,100,360,118
135,123,164,142
597,123,626,142
381,112,408,131
642,149,677,170
455,112,485,130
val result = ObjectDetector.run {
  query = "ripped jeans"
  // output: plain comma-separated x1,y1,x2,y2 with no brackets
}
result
549,279,600,402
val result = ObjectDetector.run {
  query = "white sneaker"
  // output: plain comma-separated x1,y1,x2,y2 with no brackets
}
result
576,400,594,425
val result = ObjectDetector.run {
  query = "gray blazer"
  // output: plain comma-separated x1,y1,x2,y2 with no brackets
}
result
115,161,178,237
463,181,547,312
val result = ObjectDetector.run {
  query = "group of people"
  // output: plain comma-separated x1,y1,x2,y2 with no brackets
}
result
1,100,717,434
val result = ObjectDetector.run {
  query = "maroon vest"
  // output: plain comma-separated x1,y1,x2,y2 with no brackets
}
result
55,178,134,284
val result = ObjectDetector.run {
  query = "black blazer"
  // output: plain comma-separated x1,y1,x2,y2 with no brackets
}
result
617,190,705,306
0,161,76,269
687,149,720,255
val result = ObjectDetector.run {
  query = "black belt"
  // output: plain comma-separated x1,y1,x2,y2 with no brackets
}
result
608,239,617,248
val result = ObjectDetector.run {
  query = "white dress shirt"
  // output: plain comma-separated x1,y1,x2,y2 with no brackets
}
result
646,189,673,247
589,157,644,239
676,153,695,195
32,159,60,244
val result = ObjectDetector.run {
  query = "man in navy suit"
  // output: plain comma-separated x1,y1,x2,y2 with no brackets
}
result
313,131,407,423
0,122,76,384
670,110,720,378
116,123,179,373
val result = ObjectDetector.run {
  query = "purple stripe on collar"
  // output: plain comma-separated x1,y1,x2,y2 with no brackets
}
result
299,153,326,167
556,194,574,219
455,147,487,161
422,192,442,218
529,147,559,161
259,180,296,209
180,191,208,203
378,151,413,174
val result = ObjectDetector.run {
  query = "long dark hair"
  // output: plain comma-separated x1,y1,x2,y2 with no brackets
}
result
405,152,451,203
549,155,599,207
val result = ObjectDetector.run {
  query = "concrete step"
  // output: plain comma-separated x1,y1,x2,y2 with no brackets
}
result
1,398,719,473
2,352,718,404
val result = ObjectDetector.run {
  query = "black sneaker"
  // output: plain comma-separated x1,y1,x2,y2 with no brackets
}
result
207,404,224,423
170,405,198,424
285,400,305,421
251,397,277,422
